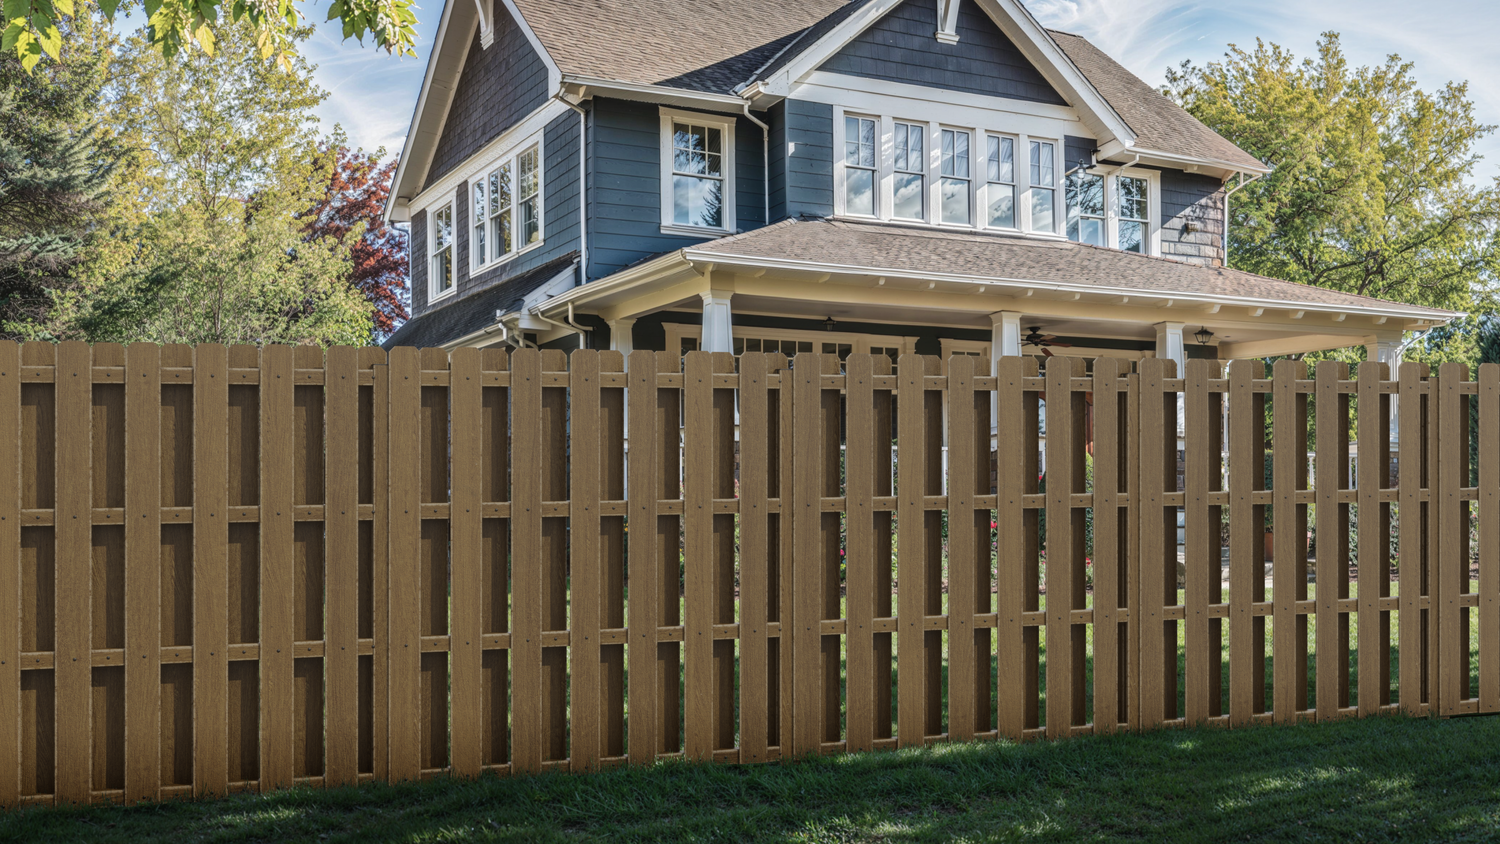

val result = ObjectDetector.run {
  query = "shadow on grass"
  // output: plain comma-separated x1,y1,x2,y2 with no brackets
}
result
5,713,1500,843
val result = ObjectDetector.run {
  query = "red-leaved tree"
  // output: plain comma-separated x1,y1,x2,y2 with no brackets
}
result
304,146,409,337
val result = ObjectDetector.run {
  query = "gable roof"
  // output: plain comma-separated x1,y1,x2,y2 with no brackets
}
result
512,0,849,93
391,0,1269,220
1047,30,1264,173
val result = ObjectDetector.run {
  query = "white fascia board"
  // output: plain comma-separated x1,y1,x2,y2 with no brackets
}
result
562,76,751,114
384,0,564,222
795,72,1088,139
675,250,1460,325
1128,147,1273,177
530,249,698,315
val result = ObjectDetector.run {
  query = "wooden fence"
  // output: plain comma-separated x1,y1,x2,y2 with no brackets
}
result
1,341,1494,807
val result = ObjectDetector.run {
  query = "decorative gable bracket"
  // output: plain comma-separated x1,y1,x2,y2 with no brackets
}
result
476,0,495,47
936,0,960,44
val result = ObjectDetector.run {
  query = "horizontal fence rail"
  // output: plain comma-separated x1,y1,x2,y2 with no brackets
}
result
0,342,1494,807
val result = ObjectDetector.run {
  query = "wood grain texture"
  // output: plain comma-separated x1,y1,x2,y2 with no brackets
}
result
1314,361,1351,719
51,342,91,803
1227,360,1264,726
844,354,876,752
259,345,294,791
385,348,421,780
124,343,161,803
569,350,601,771
625,350,658,766
1272,360,1309,723
995,356,1038,738
1438,363,1469,715
0,344,20,806
1481,364,1499,712
1357,361,1393,715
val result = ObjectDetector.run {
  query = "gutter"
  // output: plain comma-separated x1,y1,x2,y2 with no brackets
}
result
740,101,771,228
560,93,590,281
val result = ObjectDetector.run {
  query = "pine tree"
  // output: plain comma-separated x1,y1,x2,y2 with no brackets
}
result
0,12,113,339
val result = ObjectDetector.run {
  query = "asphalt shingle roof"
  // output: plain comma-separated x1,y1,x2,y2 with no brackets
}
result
690,218,1455,317
1047,30,1265,171
383,253,580,349
510,0,1265,171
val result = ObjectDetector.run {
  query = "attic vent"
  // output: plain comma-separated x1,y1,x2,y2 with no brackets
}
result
476,0,495,48
936,0,960,44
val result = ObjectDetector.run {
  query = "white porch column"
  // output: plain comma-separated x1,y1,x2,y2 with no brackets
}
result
1154,322,1186,372
700,291,734,354
989,311,1023,433
609,318,636,357
1367,338,1402,443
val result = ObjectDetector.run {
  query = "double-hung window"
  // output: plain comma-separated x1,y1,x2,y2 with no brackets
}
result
469,138,542,274
843,115,877,217
1065,170,1105,246
1065,169,1156,254
939,128,972,226
1116,174,1149,253
1029,140,1055,234
430,203,454,299
661,109,737,233
892,121,925,220
985,135,1016,229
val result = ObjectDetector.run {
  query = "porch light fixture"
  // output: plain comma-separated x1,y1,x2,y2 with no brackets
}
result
1194,326,1214,345
824,316,837,331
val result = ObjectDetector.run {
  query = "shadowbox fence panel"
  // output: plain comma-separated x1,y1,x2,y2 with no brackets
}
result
0,343,1493,807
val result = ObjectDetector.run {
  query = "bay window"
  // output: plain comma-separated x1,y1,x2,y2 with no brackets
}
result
940,128,972,226
892,121,925,220
1029,140,1055,234
986,135,1016,229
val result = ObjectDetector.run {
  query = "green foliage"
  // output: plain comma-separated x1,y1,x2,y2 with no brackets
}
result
62,18,372,345
1164,33,1500,316
0,5,114,339
7,0,415,73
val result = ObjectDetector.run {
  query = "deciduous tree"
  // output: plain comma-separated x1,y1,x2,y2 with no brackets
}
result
1164,33,1500,317
303,144,408,339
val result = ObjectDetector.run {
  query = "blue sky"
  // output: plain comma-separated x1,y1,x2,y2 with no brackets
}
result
303,0,1500,171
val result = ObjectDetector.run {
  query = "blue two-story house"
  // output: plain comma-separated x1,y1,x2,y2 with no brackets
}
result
382,0,1452,372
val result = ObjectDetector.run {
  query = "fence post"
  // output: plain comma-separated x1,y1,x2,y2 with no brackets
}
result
0,343,17,808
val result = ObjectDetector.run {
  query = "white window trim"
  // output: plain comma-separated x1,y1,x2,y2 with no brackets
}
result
1021,135,1064,237
659,106,737,236
428,199,456,303
469,135,547,276
831,108,1070,242
1067,166,1162,257
978,131,1020,232
934,124,976,229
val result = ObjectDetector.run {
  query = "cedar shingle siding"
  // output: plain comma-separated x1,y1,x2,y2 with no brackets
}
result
1160,170,1225,267
425,13,550,191
822,0,1066,105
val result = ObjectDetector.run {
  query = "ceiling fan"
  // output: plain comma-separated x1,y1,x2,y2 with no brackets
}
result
1022,326,1073,357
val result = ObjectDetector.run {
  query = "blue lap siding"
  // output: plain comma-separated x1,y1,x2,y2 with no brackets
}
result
586,97,765,280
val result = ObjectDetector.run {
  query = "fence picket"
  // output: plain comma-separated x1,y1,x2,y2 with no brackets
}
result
449,347,483,778
1227,360,1265,726
1272,360,1309,722
845,353,876,753
946,354,983,742
53,341,92,803
896,354,928,747
1044,357,1082,737
1092,358,1128,733
569,350,602,771
1357,361,1392,715
0,343,17,806
259,345,294,790
1480,364,1500,711
996,356,1039,738
479,348,511,770
1438,362,1470,715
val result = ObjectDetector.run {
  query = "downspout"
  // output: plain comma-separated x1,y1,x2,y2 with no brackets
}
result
741,100,770,225
1223,171,1264,269
561,96,590,280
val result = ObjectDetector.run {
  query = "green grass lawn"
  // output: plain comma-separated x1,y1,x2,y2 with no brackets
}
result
4,713,1500,842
